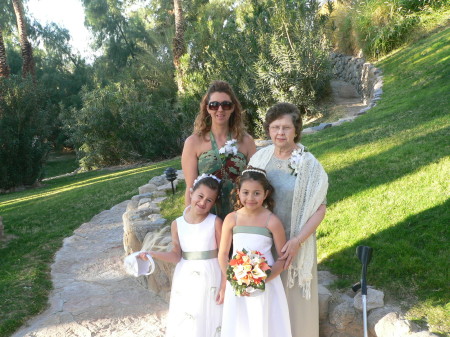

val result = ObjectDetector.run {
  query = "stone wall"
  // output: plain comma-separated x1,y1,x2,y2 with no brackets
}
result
122,172,438,337
330,52,383,105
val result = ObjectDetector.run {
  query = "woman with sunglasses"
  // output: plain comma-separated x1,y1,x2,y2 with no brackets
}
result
182,80,256,219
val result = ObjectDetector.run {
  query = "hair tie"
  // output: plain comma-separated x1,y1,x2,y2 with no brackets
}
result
193,173,221,188
241,168,267,177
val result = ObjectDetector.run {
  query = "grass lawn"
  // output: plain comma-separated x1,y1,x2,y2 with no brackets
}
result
0,23,448,337
0,158,181,337
42,151,79,179
309,26,449,334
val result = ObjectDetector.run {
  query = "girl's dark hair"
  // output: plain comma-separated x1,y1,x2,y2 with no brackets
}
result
263,102,303,143
192,176,221,200
233,166,275,211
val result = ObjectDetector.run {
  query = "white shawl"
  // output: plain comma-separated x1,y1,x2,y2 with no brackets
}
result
249,144,328,299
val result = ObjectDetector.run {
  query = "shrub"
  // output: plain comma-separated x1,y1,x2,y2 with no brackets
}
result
63,82,182,170
0,76,50,189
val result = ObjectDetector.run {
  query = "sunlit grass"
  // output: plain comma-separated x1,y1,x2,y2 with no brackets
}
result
1,164,169,209
303,27,450,334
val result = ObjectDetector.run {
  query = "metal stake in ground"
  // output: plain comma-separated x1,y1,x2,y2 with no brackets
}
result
356,245,373,337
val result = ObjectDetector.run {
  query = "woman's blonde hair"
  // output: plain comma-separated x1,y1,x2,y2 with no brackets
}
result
193,80,246,141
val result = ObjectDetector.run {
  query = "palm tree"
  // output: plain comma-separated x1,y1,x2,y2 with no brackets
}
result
0,27,10,78
11,0,35,78
173,0,185,93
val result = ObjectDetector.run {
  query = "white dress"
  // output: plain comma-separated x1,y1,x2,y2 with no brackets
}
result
221,225,292,337
165,212,222,337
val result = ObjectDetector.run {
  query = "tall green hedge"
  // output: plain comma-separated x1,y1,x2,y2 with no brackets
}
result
0,76,50,190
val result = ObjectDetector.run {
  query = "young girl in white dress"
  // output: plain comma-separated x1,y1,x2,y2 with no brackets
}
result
139,174,225,337
218,167,292,337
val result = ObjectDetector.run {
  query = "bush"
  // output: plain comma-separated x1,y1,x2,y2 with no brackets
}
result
63,82,182,170
327,0,450,58
0,76,50,189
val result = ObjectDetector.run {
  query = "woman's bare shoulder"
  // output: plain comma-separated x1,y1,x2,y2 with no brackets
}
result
184,133,208,147
242,132,255,143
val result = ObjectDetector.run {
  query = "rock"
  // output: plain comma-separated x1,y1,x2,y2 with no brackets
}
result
330,298,356,330
141,229,175,301
318,284,332,321
354,287,384,311
331,80,360,99
149,175,167,186
311,123,332,131
318,270,339,287
152,196,168,205
157,182,177,192
368,306,401,336
138,183,158,195
374,311,416,336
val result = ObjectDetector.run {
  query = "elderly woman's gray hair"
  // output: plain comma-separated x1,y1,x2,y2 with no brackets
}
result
263,102,303,143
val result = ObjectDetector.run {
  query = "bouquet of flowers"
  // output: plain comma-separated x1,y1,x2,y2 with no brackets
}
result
226,249,271,296
218,139,238,161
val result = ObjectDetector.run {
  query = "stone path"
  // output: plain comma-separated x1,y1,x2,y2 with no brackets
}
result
12,201,168,337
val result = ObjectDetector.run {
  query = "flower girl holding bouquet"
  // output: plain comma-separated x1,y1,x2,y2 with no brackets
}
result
218,167,292,337
139,174,225,337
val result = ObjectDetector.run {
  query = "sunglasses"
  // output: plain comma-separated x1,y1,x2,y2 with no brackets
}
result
208,101,234,111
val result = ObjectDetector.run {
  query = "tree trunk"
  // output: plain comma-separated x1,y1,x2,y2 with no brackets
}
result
12,0,35,79
0,27,10,78
173,0,185,93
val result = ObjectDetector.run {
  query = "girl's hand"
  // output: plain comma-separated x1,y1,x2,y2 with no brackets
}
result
138,252,150,261
216,285,226,305
279,238,302,269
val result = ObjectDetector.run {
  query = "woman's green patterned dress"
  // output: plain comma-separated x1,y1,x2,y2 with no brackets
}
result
197,132,247,219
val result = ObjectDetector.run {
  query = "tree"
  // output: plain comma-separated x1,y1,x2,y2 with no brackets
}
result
173,0,186,93
0,27,10,78
11,0,35,78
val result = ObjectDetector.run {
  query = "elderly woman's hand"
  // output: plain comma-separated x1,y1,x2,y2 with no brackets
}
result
279,237,303,270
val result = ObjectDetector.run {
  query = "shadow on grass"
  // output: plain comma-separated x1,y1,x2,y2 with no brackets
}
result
320,198,449,306
323,125,448,203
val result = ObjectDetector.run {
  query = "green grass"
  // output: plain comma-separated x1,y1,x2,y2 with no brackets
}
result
42,152,79,179
160,181,186,225
0,158,181,337
307,27,449,334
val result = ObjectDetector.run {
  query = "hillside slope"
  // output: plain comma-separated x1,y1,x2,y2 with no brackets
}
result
303,26,449,334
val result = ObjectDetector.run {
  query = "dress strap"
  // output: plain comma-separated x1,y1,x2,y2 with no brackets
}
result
264,212,273,228
209,131,219,151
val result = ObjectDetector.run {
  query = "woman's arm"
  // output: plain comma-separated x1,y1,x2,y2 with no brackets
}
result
279,204,326,269
139,220,182,264
181,135,199,206
214,216,226,304
266,215,287,282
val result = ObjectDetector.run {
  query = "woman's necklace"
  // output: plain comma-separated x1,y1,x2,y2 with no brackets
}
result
273,156,286,169
273,146,297,169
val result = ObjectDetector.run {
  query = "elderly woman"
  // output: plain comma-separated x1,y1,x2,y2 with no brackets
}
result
182,80,256,219
249,102,328,337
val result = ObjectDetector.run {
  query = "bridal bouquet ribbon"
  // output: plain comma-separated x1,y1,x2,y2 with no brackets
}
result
226,249,271,296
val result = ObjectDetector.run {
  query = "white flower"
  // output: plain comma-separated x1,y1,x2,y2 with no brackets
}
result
288,148,304,175
219,139,238,160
